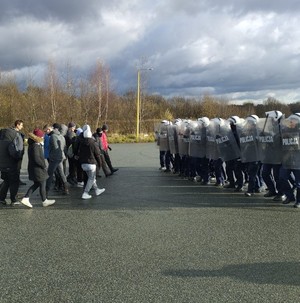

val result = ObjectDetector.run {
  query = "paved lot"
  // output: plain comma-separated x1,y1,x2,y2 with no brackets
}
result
1,143,299,303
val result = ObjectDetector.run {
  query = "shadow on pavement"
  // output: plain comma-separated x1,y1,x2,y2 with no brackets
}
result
162,261,300,286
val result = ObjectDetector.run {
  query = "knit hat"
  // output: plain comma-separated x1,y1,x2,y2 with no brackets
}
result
83,125,92,138
33,128,44,138
28,130,44,144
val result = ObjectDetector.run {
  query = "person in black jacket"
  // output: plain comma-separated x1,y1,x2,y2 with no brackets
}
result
20,129,55,208
78,125,105,199
0,120,24,205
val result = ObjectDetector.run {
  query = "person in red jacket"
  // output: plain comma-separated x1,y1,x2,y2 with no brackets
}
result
101,124,118,174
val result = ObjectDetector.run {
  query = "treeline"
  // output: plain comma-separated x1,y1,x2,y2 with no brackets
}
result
1,61,300,135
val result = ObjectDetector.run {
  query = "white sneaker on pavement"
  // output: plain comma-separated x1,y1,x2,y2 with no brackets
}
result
77,182,84,187
42,199,55,207
21,197,33,208
82,192,92,199
95,188,105,196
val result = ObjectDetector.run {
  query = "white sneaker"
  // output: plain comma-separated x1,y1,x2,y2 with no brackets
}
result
42,199,56,207
95,188,105,196
21,197,33,208
77,182,84,187
82,192,92,199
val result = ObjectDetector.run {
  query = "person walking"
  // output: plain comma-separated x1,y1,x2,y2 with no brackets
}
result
78,125,105,199
46,123,69,196
93,127,111,177
101,124,118,174
20,129,55,208
0,120,24,205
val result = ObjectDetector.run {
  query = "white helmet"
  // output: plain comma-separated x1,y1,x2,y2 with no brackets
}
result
198,117,210,127
288,113,300,122
211,117,224,126
265,110,283,121
161,120,169,125
246,114,259,123
228,116,240,125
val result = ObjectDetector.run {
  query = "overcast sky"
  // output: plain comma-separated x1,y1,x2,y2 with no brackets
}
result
1,0,300,103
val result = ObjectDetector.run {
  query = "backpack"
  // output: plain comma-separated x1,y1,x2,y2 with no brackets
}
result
0,128,22,171
8,136,22,159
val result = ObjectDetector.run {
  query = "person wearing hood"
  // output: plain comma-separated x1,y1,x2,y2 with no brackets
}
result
46,123,69,196
78,125,105,199
20,129,55,208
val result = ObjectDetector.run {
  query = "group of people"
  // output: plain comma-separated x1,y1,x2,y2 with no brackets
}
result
0,121,118,208
157,110,300,209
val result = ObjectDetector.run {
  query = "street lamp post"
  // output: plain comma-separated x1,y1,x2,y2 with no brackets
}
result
136,67,153,142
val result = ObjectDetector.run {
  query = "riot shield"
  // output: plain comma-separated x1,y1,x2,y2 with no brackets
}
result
158,123,169,152
237,119,260,163
216,121,240,161
257,117,282,164
280,117,300,169
154,122,160,147
205,120,219,160
177,121,189,156
189,121,206,158
168,125,178,155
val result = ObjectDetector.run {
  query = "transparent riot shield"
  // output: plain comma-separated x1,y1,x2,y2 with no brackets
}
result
216,121,240,161
158,123,169,152
257,117,282,164
168,125,178,155
154,122,160,147
189,121,206,158
237,119,260,163
177,121,189,156
280,117,300,169
205,120,219,160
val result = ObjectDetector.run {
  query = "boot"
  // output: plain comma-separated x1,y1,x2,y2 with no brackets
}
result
63,183,69,195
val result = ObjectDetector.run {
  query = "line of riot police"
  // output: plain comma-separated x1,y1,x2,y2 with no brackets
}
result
155,110,300,209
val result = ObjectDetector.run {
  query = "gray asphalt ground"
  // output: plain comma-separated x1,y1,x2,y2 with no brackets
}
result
1,143,299,303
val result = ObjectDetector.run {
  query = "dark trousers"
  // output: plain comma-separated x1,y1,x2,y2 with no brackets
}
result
0,168,20,202
262,164,282,194
279,168,300,202
173,153,181,173
24,180,47,201
159,150,172,169
213,158,225,185
246,161,260,193
189,157,202,178
76,159,84,182
200,157,209,182
103,150,114,171
67,157,77,181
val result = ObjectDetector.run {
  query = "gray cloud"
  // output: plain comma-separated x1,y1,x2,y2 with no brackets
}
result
1,0,300,103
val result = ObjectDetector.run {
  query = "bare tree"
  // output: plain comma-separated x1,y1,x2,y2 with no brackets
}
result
44,60,60,121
